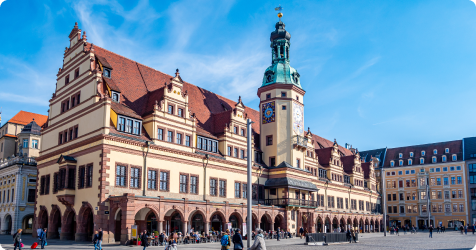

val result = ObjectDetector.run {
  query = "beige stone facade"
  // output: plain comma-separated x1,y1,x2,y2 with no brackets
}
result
34,22,382,244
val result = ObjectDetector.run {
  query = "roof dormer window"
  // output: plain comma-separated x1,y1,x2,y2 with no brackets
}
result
399,160,403,166
420,158,424,164
408,159,412,165
433,149,437,155
112,91,120,103
410,152,414,157
445,148,449,154
104,68,111,78
452,154,457,161
390,161,395,167
421,151,425,156
399,153,403,158
432,156,437,163
117,115,141,136
442,155,447,162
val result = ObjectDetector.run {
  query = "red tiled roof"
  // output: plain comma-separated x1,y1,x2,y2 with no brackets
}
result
110,102,142,120
8,111,47,127
3,134,16,138
308,133,353,156
92,45,261,137
341,155,356,174
103,77,121,92
361,162,371,179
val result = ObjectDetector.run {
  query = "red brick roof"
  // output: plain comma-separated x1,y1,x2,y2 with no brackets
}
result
8,111,47,127
92,45,260,136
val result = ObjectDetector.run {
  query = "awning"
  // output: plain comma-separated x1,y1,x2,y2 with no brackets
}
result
264,177,319,192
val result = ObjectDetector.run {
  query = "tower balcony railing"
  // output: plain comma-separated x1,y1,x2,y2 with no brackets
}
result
293,135,308,149
264,198,318,208
0,156,37,169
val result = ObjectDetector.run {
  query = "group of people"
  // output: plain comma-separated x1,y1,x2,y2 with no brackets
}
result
458,224,476,235
345,228,357,243
219,228,267,250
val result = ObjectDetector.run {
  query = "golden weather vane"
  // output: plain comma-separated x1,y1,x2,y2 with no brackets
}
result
275,5,283,20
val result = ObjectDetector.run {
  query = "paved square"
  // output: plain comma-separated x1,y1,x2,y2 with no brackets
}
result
0,232,474,250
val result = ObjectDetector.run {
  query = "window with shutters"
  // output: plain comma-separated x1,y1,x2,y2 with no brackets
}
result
86,165,93,187
235,182,241,198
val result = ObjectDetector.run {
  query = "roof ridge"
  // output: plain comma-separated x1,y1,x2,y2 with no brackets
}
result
95,45,173,80
388,140,462,150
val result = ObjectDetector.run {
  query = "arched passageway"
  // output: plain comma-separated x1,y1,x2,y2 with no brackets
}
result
22,214,34,234
115,209,122,242
324,217,331,233
190,211,205,234
48,207,61,239
332,217,338,232
61,209,76,240
316,217,323,233
260,214,272,232
274,214,283,231
210,212,225,232
4,214,12,235
229,213,242,232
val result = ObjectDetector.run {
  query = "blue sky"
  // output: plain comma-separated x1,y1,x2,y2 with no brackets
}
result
1,0,476,150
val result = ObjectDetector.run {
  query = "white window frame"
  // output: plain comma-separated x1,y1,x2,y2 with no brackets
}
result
432,156,437,163
445,148,449,154
452,154,457,161
197,136,218,153
32,139,39,149
433,149,437,155
399,160,403,166
421,151,426,156
399,153,403,158
117,115,142,136
410,152,414,157
111,91,120,102
408,159,412,165
390,161,395,167
442,155,446,162
420,158,424,164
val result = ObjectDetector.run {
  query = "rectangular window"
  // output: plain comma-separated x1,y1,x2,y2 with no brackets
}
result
445,191,450,199
234,148,238,158
437,178,441,185
197,138,202,149
180,175,188,193
219,180,226,197
451,177,456,185
242,183,247,198
45,175,50,194
241,129,245,136
438,205,442,212
176,133,182,144
125,119,133,133
158,128,163,140
86,165,93,187
266,135,273,146
168,105,173,114
167,131,173,142
460,204,464,212
40,176,45,195
67,168,75,189
190,176,198,194
444,177,449,185
458,190,463,198
210,179,217,196
130,167,140,188
437,191,442,199
160,171,168,191
269,157,276,167
75,68,80,78
186,136,191,147
116,165,127,187
27,189,35,203
148,170,157,190
65,75,69,85
118,117,125,131
235,182,241,198
78,167,85,189
227,146,232,156
178,108,183,117
22,139,28,149
445,204,451,212
296,159,300,168
133,121,141,135
240,150,245,159
453,204,457,212
234,127,238,134
457,176,462,184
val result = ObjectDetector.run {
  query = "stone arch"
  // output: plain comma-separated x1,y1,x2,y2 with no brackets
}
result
3,214,12,234
340,217,346,230
347,217,352,228
260,212,272,232
164,208,186,234
324,216,331,233
315,215,323,233
61,206,76,240
245,212,259,231
332,217,339,232
48,205,62,239
274,213,284,231
370,219,374,232
21,214,34,234
76,202,94,242
36,206,48,236
189,209,207,234
112,207,123,242
210,210,226,232
365,218,370,233
353,218,358,229
229,211,243,231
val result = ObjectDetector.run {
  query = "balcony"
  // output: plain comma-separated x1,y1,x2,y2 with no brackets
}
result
293,135,308,150
264,198,318,208
0,156,37,168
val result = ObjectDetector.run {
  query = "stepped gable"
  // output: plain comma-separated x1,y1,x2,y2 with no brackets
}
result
341,155,356,174
9,111,48,127
92,45,260,137
306,132,353,156
361,162,371,178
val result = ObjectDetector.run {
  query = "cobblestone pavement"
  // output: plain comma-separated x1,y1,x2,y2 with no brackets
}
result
0,231,474,249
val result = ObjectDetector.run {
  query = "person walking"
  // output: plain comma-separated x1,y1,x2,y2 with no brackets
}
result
473,224,475,235
36,227,42,241
13,229,22,250
276,227,281,241
299,227,304,239
429,225,433,238
167,233,178,250
221,229,231,250
140,230,150,250
465,224,468,235
232,229,243,250
250,228,266,250
93,231,100,250
39,228,47,249
98,228,103,250
346,228,351,243
395,226,399,236
351,229,357,243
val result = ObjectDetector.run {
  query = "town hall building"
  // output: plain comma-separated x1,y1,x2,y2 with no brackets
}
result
34,20,382,243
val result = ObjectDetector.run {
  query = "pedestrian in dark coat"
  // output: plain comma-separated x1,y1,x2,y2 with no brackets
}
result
39,228,47,249
232,229,243,250
93,231,100,250
429,225,433,238
98,228,103,250
299,227,304,239
140,230,149,250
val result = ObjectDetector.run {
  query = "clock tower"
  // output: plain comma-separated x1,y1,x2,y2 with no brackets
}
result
258,20,308,168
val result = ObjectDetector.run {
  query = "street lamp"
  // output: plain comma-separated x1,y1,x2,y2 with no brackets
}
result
381,167,386,236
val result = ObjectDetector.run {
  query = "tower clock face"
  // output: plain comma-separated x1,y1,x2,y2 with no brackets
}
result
262,101,275,124
293,102,304,135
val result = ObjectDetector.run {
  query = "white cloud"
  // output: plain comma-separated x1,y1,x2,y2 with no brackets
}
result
0,0,6,7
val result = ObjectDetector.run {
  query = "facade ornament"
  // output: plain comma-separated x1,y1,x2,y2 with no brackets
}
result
82,31,87,41
154,100,159,110
175,68,180,77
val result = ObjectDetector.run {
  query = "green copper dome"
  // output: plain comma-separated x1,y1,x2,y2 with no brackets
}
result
261,21,302,89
